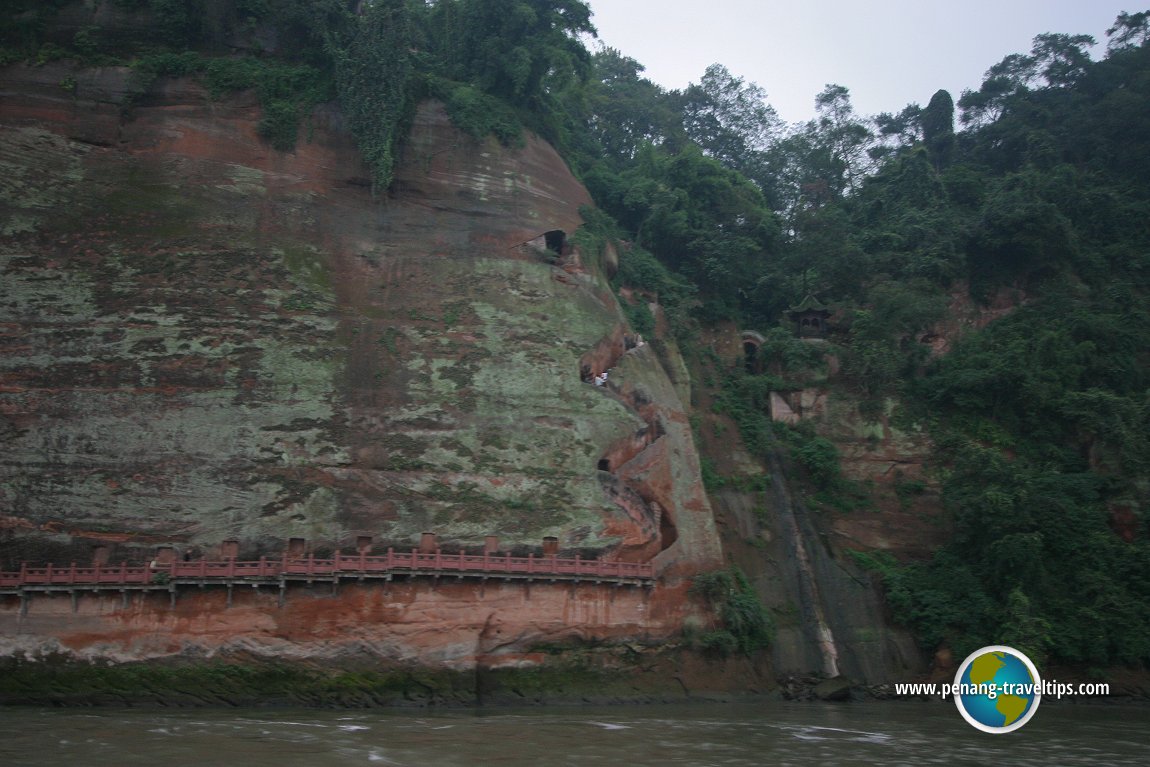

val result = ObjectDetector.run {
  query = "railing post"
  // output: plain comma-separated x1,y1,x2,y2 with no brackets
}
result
70,562,76,583
19,561,26,586
575,554,581,575
259,556,267,576
120,561,127,583
46,562,53,583
387,547,394,569
307,553,314,576
527,553,533,574
435,548,441,570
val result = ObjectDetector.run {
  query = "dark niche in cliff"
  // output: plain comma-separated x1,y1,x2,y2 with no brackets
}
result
543,229,566,254
741,331,764,374
656,501,678,551
522,230,567,261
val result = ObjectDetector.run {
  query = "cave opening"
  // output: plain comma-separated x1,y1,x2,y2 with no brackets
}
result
597,458,610,472
743,341,759,373
543,229,566,255
660,513,678,550
654,501,678,551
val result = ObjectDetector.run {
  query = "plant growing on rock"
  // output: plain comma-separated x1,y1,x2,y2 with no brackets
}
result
688,567,774,657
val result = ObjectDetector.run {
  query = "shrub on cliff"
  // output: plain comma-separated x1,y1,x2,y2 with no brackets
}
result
689,568,774,657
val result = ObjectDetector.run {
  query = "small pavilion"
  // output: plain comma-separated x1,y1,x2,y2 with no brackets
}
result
786,295,831,338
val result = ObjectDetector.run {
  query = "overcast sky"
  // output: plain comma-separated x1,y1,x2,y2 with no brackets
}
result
586,0,1137,124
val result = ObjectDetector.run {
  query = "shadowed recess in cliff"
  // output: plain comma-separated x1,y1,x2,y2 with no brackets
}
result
742,331,765,374
515,229,593,281
578,325,628,384
517,229,566,259
579,327,680,561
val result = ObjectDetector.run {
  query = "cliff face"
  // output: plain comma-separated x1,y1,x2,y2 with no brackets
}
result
0,59,722,670
694,328,934,684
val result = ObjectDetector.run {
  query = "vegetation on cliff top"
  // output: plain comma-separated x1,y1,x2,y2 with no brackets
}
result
544,8,1150,668
1,1,594,190
556,13,1150,671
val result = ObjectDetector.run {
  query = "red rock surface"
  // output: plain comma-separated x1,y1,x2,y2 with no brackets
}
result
0,55,721,669
5,581,679,668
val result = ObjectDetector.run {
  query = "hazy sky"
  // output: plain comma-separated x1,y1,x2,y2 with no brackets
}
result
586,0,1136,124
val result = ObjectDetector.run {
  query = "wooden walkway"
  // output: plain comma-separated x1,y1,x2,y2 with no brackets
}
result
0,550,654,608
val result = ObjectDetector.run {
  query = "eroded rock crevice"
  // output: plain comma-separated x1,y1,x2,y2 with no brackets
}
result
578,325,627,384
581,327,680,562
598,419,680,561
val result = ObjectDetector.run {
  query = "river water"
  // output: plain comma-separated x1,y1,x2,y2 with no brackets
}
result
2,700,1147,766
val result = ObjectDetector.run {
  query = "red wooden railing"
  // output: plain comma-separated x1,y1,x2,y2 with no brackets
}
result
0,549,653,588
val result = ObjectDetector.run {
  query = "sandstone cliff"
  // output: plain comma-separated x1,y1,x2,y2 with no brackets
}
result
0,57,726,681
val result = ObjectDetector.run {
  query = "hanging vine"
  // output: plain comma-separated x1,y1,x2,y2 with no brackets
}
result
325,0,415,194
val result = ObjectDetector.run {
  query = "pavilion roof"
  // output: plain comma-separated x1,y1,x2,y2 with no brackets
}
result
786,294,830,315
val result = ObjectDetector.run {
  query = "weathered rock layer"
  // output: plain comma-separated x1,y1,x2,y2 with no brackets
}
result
0,60,721,670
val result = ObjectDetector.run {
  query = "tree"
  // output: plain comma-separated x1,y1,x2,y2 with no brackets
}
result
581,46,680,163
430,0,595,113
959,53,1037,127
633,145,778,304
1030,33,1096,87
967,170,1077,289
1106,11,1150,52
921,89,954,169
811,84,874,195
766,85,872,240
870,103,923,162
960,33,1096,127
677,63,780,175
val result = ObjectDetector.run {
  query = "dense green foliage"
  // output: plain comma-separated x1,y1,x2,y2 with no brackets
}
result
127,50,331,150
327,1,414,189
689,568,775,657
550,10,1150,667
823,23,1150,665
1,1,597,188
